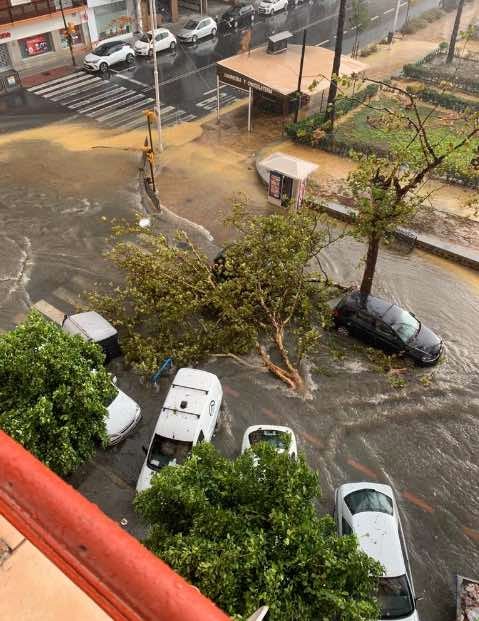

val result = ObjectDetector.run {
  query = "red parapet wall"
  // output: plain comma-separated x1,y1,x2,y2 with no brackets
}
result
0,431,231,621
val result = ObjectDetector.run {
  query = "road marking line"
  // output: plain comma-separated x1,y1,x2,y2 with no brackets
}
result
180,114,197,122
464,527,479,543
79,90,139,113
346,458,378,479
108,103,157,127
31,74,96,96
95,98,154,122
299,431,323,448
67,87,127,110
401,491,434,513
316,39,330,46
371,15,379,21
384,7,394,14
202,84,227,96
117,114,151,130
63,84,120,106
261,408,279,421
87,94,145,118
27,71,86,91
49,80,107,102
224,384,240,398
115,73,151,88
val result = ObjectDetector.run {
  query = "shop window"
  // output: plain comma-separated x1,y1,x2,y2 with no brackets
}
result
19,32,53,58
59,24,83,48
94,1,131,40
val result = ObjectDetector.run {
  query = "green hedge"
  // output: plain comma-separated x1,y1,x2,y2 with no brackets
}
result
402,51,479,95
286,84,379,143
407,85,479,112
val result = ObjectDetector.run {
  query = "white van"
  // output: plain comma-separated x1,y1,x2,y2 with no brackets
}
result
62,311,121,363
136,368,223,493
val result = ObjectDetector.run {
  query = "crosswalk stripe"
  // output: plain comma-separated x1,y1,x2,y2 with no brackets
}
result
67,87,127,110
78,90,136,114
108,104,153,127
180,114,197,122
27,71,88,92
95,98,154,122
32,74,97,96
49,79,106,102
87,93,145,118
118,114,151,131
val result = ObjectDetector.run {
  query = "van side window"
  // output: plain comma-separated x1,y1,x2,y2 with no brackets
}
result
197,430,205,443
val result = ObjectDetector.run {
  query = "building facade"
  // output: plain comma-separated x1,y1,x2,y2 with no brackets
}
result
0,0,137,82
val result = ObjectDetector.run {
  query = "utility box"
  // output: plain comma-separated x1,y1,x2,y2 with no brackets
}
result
267,31,293,55
259,152,318,209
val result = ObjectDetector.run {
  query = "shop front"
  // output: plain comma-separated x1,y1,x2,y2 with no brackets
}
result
2,10,90,74
85,0,134,45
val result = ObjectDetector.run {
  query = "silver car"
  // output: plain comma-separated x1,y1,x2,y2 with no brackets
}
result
177,16,217,43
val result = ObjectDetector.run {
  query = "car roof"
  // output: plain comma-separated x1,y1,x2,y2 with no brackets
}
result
245,424,294,435
64,311,117,341
351,512,406,578
339,481,394,498
343,291,395,318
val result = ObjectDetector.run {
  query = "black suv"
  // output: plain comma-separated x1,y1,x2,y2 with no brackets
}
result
333,291,443,365
220,3,255,29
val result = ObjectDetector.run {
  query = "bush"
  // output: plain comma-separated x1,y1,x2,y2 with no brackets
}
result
402,62,479,94
401,17,428,34
406,85,479,113
286,84,379,143
359,43,378,57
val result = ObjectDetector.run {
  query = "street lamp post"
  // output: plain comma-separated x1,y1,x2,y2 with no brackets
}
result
391,0,401,38
148,0,163,152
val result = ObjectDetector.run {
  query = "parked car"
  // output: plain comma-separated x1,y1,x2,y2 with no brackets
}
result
83,41,135,73
241,425,297,458
177,16,217,43
220,3,255,29
106,377,142,445
334,482,420,621
332,291,443,366
134,28,177,56
62,311,121,363
136,368,223,492
258,0,288,16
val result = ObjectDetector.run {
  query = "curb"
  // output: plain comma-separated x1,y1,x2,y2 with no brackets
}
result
254,154,479,271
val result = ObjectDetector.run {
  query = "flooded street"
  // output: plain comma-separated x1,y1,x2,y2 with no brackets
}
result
1,114,478,621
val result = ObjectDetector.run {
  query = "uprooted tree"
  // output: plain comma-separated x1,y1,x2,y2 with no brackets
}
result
89,205,342,392
344,78,479,296
135,442,382,620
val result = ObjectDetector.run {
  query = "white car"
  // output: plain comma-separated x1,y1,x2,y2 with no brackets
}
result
334,482,420,621
258,0,288,15
106,379,142,445
134,28,177,56
136,368,223,493
241,425,297,458
83,40,135,73
177,16,217,43
62,311,120,363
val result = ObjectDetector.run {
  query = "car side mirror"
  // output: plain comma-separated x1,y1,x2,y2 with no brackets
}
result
112,375,118,385
142,445,147,455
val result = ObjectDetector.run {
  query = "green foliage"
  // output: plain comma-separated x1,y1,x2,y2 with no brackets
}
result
89,207,341,389
0,311,113,476
135,442,382,620
286,84,379,143
405,84,479,113
359,43,378,57
401,8,444,34
402,59,479,95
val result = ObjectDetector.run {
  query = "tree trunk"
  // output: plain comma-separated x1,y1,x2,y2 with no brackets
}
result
257,344,304,392
446,0,465,63
360,233,381,297
325,0,347,131
353,31,359,58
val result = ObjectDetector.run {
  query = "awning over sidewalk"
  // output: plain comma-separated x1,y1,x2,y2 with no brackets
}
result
216,44,368,101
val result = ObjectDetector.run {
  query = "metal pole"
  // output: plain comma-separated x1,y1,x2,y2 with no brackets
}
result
59,0,76,67
391,0,401,38
247,86,252,132
216,75,220,123
136,0,143,33
294,28,307,124
147,111,154,152
149,0,163,152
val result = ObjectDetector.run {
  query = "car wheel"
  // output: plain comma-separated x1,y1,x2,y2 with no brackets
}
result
192,34,198,43
211,27,217,36
170,40,176,50
126,53,135,64
99,62,108,73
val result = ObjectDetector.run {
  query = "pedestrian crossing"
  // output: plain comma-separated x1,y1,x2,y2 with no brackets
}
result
195,89,240,111
27,71,195,131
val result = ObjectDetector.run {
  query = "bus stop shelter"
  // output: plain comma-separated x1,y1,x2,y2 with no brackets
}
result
216,42,367,131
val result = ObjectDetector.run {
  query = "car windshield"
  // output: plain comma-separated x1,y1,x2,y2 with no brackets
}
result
184,20,199,29
378,575,415,619
383,306,420,342
249,429,290,450
147,434,193,471
92,45,110,56
138,33,151,42
345,489,393,515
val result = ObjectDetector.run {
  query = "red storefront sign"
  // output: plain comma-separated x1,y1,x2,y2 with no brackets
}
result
0,32,11,39
24,34,51,56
